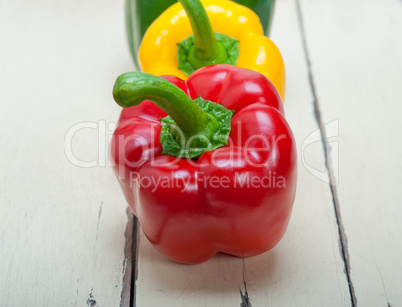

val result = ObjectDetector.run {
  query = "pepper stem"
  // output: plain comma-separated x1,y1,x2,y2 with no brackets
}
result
113,72,216,142
178,0,228,68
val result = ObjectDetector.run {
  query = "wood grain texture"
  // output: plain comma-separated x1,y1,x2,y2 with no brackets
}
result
133,0,351,305
299,0,402,305
0,0,133,305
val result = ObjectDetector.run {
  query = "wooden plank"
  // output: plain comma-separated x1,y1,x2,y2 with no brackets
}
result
298,0,402,305
0,0,134,305
134,0,351,305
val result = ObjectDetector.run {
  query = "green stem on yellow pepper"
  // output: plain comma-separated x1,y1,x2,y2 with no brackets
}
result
178,0,229,69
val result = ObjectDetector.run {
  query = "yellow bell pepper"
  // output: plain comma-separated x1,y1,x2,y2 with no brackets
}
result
139,0,285,100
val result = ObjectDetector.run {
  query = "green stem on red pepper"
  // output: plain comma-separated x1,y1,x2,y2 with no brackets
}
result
113,72,233,158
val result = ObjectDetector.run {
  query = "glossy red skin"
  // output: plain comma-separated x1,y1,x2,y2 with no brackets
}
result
111,65,296,264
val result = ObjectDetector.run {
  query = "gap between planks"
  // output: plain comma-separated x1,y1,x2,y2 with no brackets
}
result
294,0,357,306
119,208,136,307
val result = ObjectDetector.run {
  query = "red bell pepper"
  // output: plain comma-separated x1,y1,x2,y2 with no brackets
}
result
111,65,297,264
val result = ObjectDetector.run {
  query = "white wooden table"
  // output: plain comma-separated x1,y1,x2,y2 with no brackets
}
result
1,0,401,306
